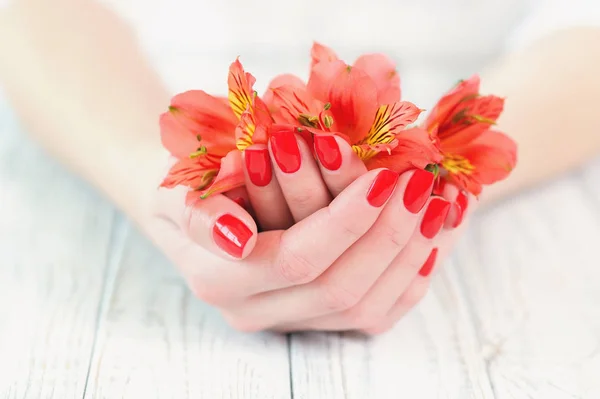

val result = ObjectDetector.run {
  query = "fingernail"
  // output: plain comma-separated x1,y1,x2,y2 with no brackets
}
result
420,198,451,239
212,214,253,259
432,178,446,196
245,148,272,187
314,135,342,171
232,197,246,208
419,248,438,277
271,129,301,173
452,191,469,228
404,169,435,213
367,169,399,207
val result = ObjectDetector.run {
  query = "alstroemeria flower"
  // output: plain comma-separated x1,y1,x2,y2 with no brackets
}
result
160,59,269,200
425,76,517,195
263,42,441,174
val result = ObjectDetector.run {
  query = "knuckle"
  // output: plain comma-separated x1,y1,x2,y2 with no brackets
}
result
288,188,323,210
375,223,408,250
319,281,363,311
401,283,429,308
361,323,394,336
222,312,265,333
188,277,229,306
343,304,385,329
276,244,321,285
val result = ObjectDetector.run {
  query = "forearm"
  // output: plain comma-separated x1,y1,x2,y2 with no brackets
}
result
480,27,600,205
0,0,169,223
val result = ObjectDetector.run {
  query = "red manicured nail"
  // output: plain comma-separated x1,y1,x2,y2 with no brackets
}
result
404,169,435,213
367,170,399,207
232,197,246,208
419,248,438,277
270,129,301,173
420,198,451,239
212,214,253,259
452,191,469,228
314,135,342,171
245,148,272,187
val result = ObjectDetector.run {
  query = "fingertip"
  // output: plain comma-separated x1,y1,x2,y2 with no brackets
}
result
185,194,259,260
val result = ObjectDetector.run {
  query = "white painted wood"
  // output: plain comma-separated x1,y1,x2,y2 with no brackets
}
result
290,167,600,399
0,104,121,398
3,90,600,398
82,229,291,399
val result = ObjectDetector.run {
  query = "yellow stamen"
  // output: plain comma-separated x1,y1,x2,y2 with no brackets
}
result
442,154,475,175
298,114,320,128
189,146,208,158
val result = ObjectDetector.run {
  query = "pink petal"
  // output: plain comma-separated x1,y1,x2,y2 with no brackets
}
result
307,60,347,103
228,58,257,119
353,53,401,104
161,90,237,159
310,42,339,68
187,150,246,202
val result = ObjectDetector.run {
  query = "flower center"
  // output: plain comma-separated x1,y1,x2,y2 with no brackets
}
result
442,154,475,175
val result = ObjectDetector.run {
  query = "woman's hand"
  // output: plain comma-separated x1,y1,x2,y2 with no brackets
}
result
145,133,472,333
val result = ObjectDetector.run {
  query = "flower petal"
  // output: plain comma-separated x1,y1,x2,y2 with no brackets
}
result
187,150,246,202
263,73,307,112
160,156,220,189
365,127,442,173
464,130,517,185
235,97,272,150
161,90,237,159
353,53,401,104
322,66,379,144
310,42,339,68
228,58,257,119
307,59,347,103
425,75,480,134
265,84,322,125
438,94,505,146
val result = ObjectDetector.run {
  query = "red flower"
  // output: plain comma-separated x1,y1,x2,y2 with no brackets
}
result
160,59,270,200
264,43,441,174
425,76,517,195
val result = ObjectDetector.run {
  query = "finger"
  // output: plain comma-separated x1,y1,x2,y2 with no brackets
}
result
243,144,294,231
441,182,471,230
269,126,332,222
164,187,259,260
313,134,368,197
223,186,252,213
270,191,452,332
363,190,480,334
225,169,436,327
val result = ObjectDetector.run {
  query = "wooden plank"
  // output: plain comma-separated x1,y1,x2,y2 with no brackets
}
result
0,102,122,398
83,227,292,399
289,261,496,399
454,172,600,399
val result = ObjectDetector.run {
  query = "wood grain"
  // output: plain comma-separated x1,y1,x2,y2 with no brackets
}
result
3,90,600,398
0,104,122,399
82,228,291,399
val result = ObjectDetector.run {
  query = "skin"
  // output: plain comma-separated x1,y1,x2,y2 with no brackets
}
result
1,0,600,333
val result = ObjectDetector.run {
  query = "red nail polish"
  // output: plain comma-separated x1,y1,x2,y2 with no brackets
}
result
232,197,246,208
245,148,272,187
419,248,438,277
212,214,253,259
270,129,301,173
314,135,342,171
404,170,435,213
367,170,399,207
452,191,469,228
420,198,451,239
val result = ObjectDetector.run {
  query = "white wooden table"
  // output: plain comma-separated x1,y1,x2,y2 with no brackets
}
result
2,95,600,399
